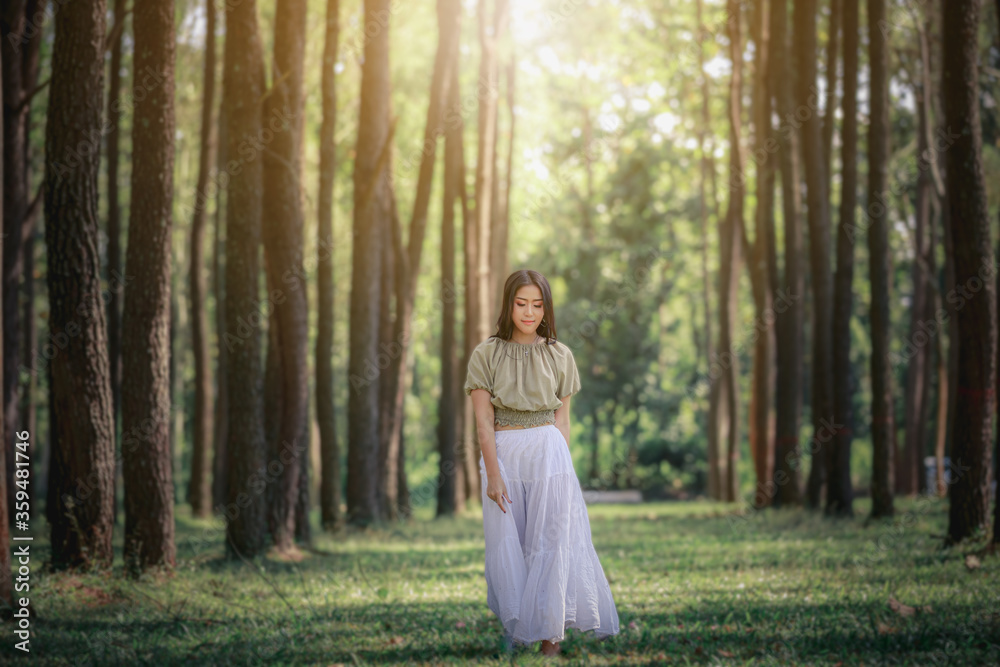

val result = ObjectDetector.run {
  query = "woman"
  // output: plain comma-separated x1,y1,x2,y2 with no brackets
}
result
464,269,620,657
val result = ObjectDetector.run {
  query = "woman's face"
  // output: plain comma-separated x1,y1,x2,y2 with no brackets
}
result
512,284,545,338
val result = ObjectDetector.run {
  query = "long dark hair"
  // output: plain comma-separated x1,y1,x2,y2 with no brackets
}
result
491,269,559,345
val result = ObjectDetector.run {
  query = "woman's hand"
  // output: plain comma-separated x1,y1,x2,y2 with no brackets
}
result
485,474,512,513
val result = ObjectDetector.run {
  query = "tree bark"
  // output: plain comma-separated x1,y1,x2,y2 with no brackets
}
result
2,0,41,527
488,3,510,314
867,0,895,519
771,0,804,509
473,0,503,343
262,0,309,552
826,0,857,517
821,0,840,186
43,0,116,570
499,58,514,286
1,0,29,525
718,0,744,504
211,112,229,510
458,50,475,513
17,0,40,526
748,0,775,509
899,18,936,498
437,0,464,518
318,0,341,532
695,0,720,501
187,0,217,520
942,0,994,545
121,0,176,573
376,177,396,519
932,206,948,497
0,35,8,611
347,0,392,526
106,0,126,451
222,0,268,557
795,0,834,510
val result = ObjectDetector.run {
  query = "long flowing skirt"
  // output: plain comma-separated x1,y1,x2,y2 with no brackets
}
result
479,423,620,646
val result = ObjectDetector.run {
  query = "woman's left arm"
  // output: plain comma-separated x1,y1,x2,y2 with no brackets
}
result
554,395,572,450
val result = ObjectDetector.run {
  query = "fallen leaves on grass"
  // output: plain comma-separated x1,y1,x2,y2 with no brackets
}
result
888,597,932,617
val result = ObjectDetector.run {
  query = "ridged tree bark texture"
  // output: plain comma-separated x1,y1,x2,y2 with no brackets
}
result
43,0,115,570
942,0,994,545
262,0,309,552
121,0,177,573
222,0,268,557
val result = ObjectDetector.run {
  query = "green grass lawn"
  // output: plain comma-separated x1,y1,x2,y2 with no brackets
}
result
3,497,998,665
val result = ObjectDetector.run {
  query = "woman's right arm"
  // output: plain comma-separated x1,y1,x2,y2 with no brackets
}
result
470,389,498,477
470,389,511,513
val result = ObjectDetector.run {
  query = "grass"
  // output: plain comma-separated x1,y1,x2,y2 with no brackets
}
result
2,497,998,665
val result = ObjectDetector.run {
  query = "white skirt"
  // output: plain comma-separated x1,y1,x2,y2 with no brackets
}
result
479,423,620,646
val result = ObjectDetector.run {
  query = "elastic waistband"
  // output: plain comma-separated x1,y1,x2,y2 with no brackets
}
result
493,406,556,429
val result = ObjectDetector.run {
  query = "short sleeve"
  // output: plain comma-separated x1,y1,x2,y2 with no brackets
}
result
464,344,493,396
557,344,582,398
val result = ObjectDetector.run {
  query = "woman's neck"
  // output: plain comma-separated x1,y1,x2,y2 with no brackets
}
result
510,332,541,345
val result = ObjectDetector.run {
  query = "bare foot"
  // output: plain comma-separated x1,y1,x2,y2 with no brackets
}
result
540,639,561,657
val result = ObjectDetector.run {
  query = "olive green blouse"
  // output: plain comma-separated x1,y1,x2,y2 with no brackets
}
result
463,336,582,428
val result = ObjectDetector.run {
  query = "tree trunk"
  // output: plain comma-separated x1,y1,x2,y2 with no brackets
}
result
43,0,116,570
821,0,840,185
19,220,36,523
932,207,948,497
2,0,41,527
867,0,895,519
295,417,311,543
695,0,721,501
263,255,283,505
187,0,217,520
1,0,30,525
718,0,744,504
376,180,396,520
459,35,478,511
121,0,176,573
473,0,503,344
993,0,1000,549
18,0,40,525
347,0,392,526
748,0,775,509
942,0,994,545
488,2,510,314
795,0,834,510
107,0,127,446
499,58,515,287
0,37,8,611
900,18,936,498
771,0,804,508
826,0,857,517
262,0,309,553
222,0,268,557
437,5,464,518
211,112,229,510
318,0,341,532
17,0,39,522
